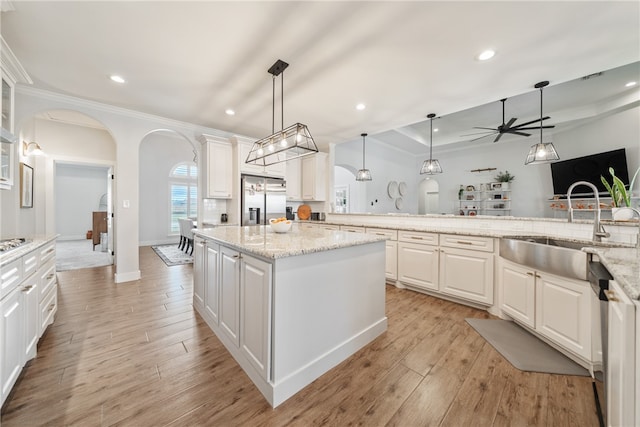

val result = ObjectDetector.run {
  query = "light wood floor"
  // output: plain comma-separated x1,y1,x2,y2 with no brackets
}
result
1,246,599,426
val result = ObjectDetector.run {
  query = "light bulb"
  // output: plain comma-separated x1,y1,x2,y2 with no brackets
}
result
257,147,264,156
280,136,288,147
296,133,302,143
268,143,275,153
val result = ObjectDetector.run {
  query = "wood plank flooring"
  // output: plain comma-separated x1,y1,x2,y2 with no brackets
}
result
1,246,600,426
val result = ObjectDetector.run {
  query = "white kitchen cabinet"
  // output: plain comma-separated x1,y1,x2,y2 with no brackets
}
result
237,139,286,178
204,243,220,325
22,277,38,361
397,241,439,291
536,272,591,360
606,279,635,427
1,65,16,190
301,153,327,201
1,286,23,402
499,258,536,328
366,228,398,282
340,225,365,233
439,246,494,306
207,139,233,199
285,157,302,201
220,246,241,347
240,254,272,381
192,237,205,312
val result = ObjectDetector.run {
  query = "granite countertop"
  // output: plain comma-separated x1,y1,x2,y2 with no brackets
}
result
193,224,386,260
583,246,640,300
0,235,58,267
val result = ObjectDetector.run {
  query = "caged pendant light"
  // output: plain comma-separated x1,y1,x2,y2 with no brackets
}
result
420,113,442,174
246,59,318,167
356,133,372,181
525,81,559,165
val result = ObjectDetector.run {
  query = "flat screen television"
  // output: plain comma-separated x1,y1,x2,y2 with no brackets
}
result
550,148,629,196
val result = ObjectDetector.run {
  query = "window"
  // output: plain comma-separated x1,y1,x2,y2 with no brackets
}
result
169,162,197,233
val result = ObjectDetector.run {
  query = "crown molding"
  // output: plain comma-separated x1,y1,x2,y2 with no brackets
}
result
0,1,15,13
1,35,32,84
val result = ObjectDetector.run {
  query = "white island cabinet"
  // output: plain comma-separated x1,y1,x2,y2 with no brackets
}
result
193,225,387,407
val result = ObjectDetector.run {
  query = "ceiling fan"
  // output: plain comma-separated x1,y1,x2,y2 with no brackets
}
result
464,97,555,142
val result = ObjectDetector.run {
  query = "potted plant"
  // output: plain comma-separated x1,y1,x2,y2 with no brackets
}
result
494,170,515,190
601,166,639,220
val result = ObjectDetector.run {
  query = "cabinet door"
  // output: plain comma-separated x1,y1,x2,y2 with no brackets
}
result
285,157,302,201
499,259,535,328
1,287,23,403
385,240,398,281
440,247,494,305
606,280,635,427
536,273,591,360
220,246,240,347
208,141,232,198
192,238,205,311
22,279,38,361
204,243,220,325
240,254,272,380
301,153,327,201
397,241,439,291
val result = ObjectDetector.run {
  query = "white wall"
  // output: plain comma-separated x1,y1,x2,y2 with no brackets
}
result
139,131,194,245
55,164,109,240
335,138,418,214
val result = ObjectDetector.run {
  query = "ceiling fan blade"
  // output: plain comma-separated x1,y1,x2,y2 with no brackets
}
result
510,131,531,137
513,116,551,128
515,125,556,130
493,133,504,142
473,127,499,131
461,131,497,137
470,134,494,142
502,117,517,129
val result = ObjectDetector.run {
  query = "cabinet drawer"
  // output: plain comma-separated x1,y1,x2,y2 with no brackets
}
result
39,260,56,300
40,284,57,335
340,226,365,233
0,258,23,299
440,234,494,252
365,228,398,241
39,241,56,265
398,230,438,245
22,250,39,279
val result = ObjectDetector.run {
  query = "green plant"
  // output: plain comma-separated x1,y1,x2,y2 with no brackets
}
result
600,167,639,207
495,170,515,183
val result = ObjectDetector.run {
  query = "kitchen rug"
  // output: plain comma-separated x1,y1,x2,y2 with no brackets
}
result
466,318,589,376
152,244,193,266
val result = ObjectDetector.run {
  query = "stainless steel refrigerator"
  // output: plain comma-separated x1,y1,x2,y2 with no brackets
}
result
241,175,287,225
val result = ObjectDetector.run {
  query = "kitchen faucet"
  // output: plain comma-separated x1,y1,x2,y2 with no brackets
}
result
567,181,610,242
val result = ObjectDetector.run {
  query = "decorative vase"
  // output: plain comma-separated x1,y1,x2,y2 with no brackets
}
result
612,207,634,221
501,182,510,191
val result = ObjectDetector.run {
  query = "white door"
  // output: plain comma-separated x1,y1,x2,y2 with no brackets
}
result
192,238,205,311
1,287,24,403
397,241,439,290
204,243,220,325
220,246,240,347
439,247,494,305
499,259,536,328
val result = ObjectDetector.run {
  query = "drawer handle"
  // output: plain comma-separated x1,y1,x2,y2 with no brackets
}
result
22,285,33,292
456,240,474,245
375,233,386,236
526,272,535,276
604,289,618,302
46,273,55,280
45,248,54,254
535,273,542,279
410,236,424,240
48,303,55,312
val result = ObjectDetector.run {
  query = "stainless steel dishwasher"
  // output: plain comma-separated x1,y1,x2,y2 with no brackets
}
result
588,259,613,427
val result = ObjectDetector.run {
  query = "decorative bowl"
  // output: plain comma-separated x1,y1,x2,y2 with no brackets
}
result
269,218,292,233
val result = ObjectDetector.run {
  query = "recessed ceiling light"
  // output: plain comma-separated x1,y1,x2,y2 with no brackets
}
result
625,81,637,87
110,75,126,84
433,128,439,132
477,50,496,61
225,109,235,116
356,103,366,111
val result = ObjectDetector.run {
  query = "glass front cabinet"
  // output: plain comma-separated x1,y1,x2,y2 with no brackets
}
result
1,58,17,189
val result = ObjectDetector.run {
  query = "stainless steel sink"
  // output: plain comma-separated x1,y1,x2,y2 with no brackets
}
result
500,236,588,280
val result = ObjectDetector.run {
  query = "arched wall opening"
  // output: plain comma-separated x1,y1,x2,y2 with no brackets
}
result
334,164,366,213
418,177,439,214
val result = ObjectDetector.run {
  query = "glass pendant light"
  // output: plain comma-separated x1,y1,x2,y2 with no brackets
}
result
356,133,372,181
420,113,442,174
525,81,560,165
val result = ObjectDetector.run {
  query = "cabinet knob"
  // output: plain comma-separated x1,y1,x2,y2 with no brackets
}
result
526,272,535,277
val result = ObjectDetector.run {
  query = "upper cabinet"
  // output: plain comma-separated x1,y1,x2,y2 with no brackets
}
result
1,36,32,190
198,134,233,199
285,157,301,201
301,152,327,201
234,136,285,178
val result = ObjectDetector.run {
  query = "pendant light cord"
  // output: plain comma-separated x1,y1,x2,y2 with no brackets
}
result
281,71,284,131
539,85,543,144
362,134,366,168
429,117,433,161
271,75,276,134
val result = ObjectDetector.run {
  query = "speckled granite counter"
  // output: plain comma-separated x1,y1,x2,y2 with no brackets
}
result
193,224,386,260
0,235,58,267
583,246,640,300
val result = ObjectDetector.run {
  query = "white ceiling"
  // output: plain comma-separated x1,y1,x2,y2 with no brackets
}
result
2,1,639,152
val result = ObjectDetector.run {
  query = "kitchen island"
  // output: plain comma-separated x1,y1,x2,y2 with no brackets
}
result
192,224,387,407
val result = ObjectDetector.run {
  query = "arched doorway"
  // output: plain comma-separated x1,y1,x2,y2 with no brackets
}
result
334,164,366,213
418,178,439,214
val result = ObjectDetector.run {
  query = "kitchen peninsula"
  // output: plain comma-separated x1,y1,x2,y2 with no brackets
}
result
192,225,387,407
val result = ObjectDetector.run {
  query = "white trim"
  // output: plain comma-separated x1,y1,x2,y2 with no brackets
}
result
115,270,141,284
1,36,32,84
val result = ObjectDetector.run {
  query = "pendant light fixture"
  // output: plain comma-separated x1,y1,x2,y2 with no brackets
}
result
356,133,372,181
525,81,559,165
420,113,442,174
246,59,318,166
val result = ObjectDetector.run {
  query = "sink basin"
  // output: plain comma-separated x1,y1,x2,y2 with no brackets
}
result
500,236,589,280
